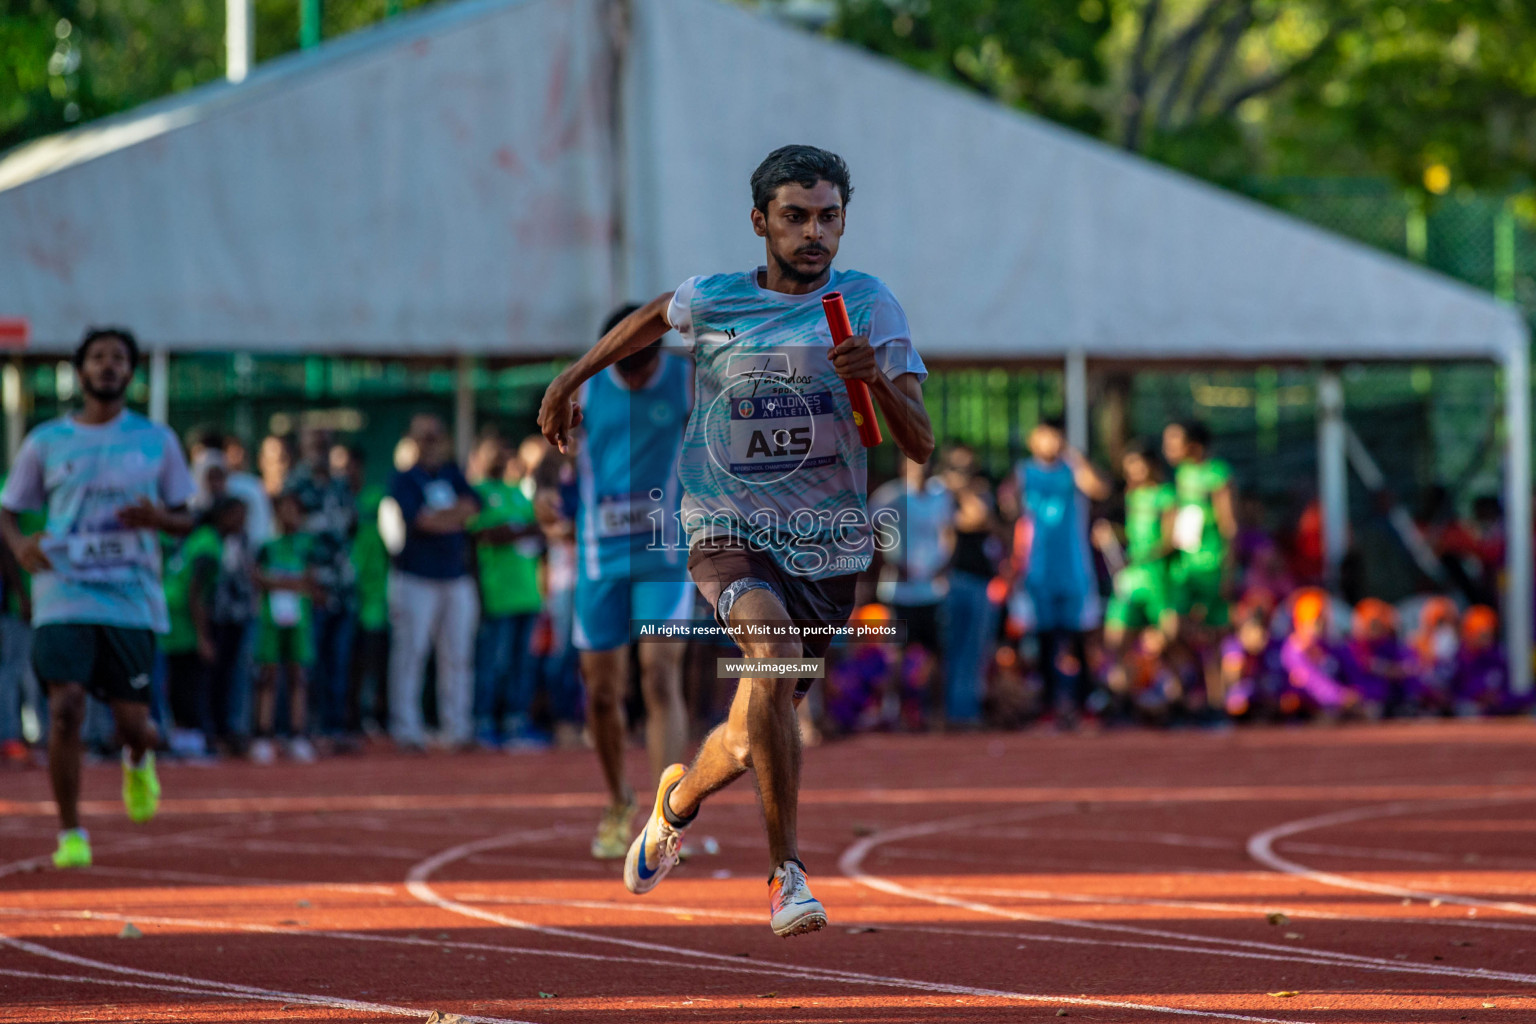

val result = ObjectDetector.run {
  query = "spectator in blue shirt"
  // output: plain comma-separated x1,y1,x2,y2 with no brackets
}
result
382,414,480,750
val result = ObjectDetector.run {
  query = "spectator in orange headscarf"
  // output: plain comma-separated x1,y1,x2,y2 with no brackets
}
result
1410,596,1461,712
1342,598,1413,716
1453,606,1520,715
1278,588,1352,717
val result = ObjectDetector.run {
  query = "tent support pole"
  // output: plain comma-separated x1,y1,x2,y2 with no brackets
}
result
225,0,253,82
455,354,475,465
1505,341,1532,695
1064,348,1088,452
149,348,170,425
1317,369,1348,590
3,361,23,466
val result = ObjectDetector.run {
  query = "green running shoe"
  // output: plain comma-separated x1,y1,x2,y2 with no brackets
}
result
122,750,160,823
52,829,92,869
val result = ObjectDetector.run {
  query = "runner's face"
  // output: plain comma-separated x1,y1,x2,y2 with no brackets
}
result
1123,452,1148,485
1028,425,1062,462
78,336,133,402
753,180,844,285
1162,425,1187,464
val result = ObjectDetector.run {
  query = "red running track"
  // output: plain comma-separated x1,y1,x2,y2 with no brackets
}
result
4,720,1536,1023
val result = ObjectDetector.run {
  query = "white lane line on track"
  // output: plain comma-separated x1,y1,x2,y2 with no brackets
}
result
83,866,399,894
1248,801,1536,915
924,882,1536,934
0,934,538,1024
405,817,1316,1023
839,807,1536,987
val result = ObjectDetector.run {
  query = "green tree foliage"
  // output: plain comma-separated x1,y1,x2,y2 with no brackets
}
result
0,0,439,153
825,0,1536,196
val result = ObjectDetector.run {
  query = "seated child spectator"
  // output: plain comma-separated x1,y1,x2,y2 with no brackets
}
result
1342,598,1414,717
1222,592,1284,720
1279,588,1355,718
252,491,321,764
1117,626,1189,725
1454,606,1518,716
1409,596,1460,714
825,605,901,735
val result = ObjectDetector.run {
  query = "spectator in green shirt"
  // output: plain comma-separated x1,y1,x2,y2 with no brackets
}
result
1103,443,1177,650
163,497,246,757
468,435,545,747
343,446,390,736
252,491,321,765
1163,420,1238,631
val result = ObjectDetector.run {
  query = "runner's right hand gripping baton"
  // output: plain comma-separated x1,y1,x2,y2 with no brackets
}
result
821,292,883,448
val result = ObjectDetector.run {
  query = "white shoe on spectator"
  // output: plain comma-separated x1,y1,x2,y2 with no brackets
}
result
250,738,276,765
288,737,318,763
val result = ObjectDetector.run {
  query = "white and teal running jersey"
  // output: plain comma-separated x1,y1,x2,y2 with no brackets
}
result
1020,458,1094,597
666,267,926,581
1,411,194,633
574,351,691,581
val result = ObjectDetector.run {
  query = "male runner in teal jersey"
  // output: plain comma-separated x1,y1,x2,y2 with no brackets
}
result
572,304,694,861
1,328,195,869
540,145,933,936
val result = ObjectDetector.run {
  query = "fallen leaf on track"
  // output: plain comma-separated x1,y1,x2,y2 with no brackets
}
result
538,992,557,999
117,923,142,939
1266,912,1288,926
1267,991,1300,998
1284,932,1303,940
424,1013,465,1024
847,926,877,934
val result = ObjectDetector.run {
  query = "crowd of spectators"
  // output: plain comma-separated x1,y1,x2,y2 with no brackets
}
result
828,419,1523,736
0,411,1524,768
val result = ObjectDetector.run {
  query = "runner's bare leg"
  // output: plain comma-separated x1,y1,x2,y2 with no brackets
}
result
637,640,687,783
48,683,87,830
667,587,803,869
581,647,632,805
109,700,158,762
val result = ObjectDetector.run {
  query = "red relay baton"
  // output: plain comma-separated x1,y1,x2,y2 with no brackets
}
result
821,292,883,448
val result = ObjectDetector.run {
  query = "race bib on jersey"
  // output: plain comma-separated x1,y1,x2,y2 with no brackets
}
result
57,531,153,577
720,390,839,476
595,493,655,539
1172,506,1206,553
269,589,303,627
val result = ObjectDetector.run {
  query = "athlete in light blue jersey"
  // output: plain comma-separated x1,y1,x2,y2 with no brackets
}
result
0,328,195,870
1010,418,1110,724
540,146,934,937
572,304,695,862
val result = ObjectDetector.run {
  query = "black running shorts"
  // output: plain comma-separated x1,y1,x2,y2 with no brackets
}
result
687,534,858,700
34,623,157,705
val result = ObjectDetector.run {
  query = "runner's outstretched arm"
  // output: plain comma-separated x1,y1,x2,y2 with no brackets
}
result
827,338,932,463
538,292,675,453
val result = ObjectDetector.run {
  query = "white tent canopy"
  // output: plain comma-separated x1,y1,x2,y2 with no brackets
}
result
0,0,619,355
626,0,1526,366
0,0,1528,688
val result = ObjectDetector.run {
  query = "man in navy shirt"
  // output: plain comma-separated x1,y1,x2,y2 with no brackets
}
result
384,414,480,750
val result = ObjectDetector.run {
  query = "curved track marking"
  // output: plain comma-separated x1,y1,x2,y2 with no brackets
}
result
927,882,1536,934
405,826,1317,1023
1247,801,1536,915
839,808,1536,986
0,934,538,1023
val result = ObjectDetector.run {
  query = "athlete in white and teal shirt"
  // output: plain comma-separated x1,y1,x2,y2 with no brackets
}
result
0,328,194,871
570,306,696,863
539,145,934,937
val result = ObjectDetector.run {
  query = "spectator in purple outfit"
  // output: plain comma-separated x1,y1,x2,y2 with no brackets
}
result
1221,594,1284,720
1342,598,1413,717
1278,588,1354,717
1454,606,1518,716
